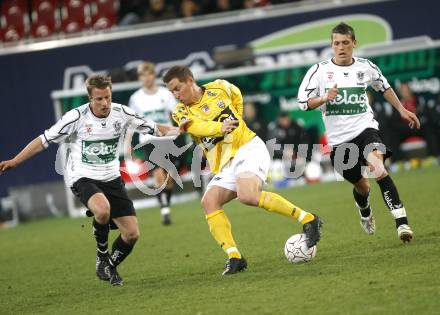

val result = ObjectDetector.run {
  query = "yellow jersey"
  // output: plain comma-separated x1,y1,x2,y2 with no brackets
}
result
172,79,256,173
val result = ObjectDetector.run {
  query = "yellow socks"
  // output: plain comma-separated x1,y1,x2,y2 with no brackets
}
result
206,210,241,259
258,191,315,225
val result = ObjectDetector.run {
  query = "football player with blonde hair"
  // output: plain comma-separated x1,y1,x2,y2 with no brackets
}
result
164,66,323,275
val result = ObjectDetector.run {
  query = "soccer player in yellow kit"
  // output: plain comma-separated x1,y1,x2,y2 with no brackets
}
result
163,66,323,275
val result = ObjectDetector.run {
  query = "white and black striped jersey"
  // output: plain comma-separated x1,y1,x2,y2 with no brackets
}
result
40,103,157,186
297,57,391,146
128,86,177,143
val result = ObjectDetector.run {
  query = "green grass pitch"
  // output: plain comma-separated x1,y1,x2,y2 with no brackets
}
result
1,166,440,314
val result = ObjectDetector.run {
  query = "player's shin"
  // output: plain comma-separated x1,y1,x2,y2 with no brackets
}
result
206,210,241,259
377,175,409,227
258,191,315,225
93,218,110,257
353,188,371,217
164,188,173,206
109,234,136,267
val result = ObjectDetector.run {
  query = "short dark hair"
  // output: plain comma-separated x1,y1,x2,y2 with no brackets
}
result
331,22,356,40
163,66,194,84
86,75,112,96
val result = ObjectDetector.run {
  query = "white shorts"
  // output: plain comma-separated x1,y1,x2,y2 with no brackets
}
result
206,136,271,192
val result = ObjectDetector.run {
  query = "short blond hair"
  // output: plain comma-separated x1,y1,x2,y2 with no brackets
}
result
85,75,112,96
137,62,156,75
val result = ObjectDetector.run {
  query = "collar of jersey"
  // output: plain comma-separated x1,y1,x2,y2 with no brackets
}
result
331,57,355,67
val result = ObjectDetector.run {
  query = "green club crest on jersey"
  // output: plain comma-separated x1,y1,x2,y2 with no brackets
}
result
82,137,119,164
325,87,368,116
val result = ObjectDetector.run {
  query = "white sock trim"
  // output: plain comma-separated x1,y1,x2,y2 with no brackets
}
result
226,247,239,254
355,202,370,211
161,207,170,215
391,207,407,219
297,210,306,222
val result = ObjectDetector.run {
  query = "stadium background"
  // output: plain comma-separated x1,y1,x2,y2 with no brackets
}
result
0,0,439,219
1,1,440,314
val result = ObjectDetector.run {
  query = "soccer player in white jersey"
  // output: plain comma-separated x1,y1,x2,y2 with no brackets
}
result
0,75,179,285
129,62,178,225
298,23,420,243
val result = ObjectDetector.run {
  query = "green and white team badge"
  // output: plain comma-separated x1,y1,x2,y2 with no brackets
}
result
81,137,119,164
325,87,368,115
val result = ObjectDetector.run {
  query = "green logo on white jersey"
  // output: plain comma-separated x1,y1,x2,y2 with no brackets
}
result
325,87,368,115
82,137,119,164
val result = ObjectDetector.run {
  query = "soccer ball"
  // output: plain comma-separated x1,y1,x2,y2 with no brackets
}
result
284,233,317,263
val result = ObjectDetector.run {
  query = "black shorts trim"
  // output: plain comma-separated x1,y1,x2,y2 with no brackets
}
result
71,177,135,218
330,128,392,184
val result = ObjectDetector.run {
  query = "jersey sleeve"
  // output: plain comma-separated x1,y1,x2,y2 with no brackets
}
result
366,60,391,93
40,109,80,148
297,64,321,110
172,104,223,137
122,105,157,136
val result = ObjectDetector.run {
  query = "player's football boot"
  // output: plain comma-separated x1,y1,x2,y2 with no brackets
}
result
96,255,111,281
222,257,248,276
109,267,124,286
397,224,413,243
303,213,323,248
356,204,376,235
162,213,172,226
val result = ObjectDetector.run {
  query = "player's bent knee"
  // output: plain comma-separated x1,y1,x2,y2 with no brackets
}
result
355,180,370,196
201,194,217,212
92,203,111,221
237,193,259,206
88,194,111,220
123,229,140,244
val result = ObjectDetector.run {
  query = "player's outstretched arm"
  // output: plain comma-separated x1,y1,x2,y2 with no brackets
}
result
156,124,180,137
0,136,45,174
383,88,421,129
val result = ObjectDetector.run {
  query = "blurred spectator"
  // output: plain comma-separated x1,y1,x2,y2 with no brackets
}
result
204,0,242,13
178,0,201,17
420,93,440,157
387,82,422,161
243,101,266,140
144,0,176,23
243,0,271,9
267,111,306,161
271,0,301,3
119,0,148,25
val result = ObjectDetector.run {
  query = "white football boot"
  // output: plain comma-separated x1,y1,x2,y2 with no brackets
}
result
397,224,413,243
356,203,376,235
